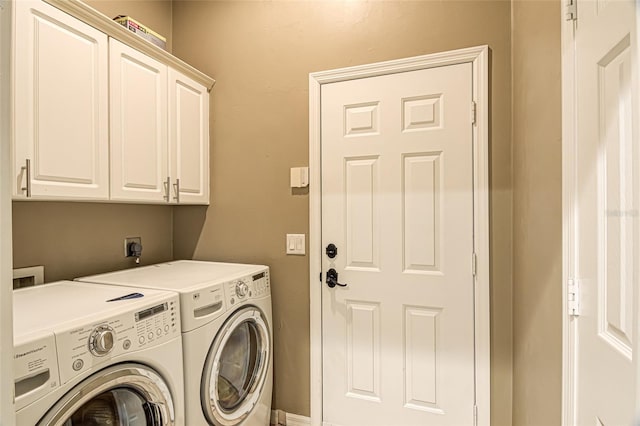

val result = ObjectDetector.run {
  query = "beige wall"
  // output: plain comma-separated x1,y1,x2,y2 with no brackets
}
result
85,0,173,52
12,202,173,281
12,0,175,282
171,1,513,422
512,1,562,425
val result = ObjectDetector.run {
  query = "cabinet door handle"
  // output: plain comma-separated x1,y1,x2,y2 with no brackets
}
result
173,178,180,203
21,159,31,197
163,176,170,202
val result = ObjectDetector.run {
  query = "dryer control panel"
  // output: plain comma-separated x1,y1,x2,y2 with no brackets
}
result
55,294,180,385
226,269,270,307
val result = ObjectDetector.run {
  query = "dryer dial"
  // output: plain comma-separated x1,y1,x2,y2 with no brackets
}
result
235,280,249,298
89,325,115,357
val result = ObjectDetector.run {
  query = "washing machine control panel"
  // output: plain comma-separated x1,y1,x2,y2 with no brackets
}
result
54,295,180,385
226,269,270,306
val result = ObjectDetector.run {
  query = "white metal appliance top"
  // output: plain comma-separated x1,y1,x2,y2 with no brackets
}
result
13,280,176,337
77,260,268,293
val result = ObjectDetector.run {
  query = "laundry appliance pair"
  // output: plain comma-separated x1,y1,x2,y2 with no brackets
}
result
14,260,273,426
78,260,273,426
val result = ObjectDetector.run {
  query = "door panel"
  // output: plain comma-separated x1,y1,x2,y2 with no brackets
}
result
572,0,638,423
14,0,108,199
110,38,168,202
321,63,474,426
169,69,210,204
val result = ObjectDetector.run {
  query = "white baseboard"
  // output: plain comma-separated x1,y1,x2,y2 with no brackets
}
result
271,409,311,426
287,413,311,426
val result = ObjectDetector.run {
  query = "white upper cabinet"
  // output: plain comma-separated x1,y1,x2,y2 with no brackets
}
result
14,0,109,200
12,0,213,204
169,69,210,205
109,39,169,203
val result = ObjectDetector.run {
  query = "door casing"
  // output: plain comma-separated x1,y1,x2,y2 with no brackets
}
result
308,45,490,426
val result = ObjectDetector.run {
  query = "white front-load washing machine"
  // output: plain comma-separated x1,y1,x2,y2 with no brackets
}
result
13,281,185,425
78,260,273,426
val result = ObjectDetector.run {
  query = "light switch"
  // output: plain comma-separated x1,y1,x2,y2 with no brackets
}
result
286,234,306,255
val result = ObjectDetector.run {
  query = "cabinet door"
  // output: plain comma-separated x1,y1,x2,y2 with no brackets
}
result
14,0,109,200
110,39,168,203
168,69,210,205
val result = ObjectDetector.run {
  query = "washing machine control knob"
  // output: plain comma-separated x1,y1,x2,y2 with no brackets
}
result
89,325,115,357
236,281,249,298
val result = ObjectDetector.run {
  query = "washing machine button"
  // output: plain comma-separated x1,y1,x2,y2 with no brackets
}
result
123,339,131,350
72,359,84,371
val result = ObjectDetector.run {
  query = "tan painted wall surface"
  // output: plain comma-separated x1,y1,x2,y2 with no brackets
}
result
512,1,562,425
12,1,174,282
12,202,173,281
85,0,173,52
171,1,513,422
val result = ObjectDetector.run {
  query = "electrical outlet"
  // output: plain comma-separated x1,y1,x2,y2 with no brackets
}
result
124,237,142,257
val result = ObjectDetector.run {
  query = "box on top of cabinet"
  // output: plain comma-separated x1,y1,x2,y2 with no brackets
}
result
113,15,166,50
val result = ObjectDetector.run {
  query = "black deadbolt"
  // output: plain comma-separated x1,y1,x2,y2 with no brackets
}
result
326,243,338,259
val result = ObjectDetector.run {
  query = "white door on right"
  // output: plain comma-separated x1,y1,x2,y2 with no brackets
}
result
321,63,475,426
572,0,638,424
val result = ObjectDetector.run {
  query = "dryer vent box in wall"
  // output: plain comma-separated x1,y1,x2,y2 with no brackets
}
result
13,266,44,289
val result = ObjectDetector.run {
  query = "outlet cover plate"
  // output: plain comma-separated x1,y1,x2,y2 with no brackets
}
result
124,237,141,257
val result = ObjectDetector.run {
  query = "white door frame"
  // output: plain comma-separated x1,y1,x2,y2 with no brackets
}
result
0,0,15,422
561,7,578,425
308,45,490,426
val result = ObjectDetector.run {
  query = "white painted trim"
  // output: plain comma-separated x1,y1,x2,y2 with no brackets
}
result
561,5,578,426
287,412,312,426
308,45,491,426
43,0,215,91
0,0,14,423
271,410,312,426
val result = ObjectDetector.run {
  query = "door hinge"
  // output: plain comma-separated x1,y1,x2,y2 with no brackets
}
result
473,404,478,426
471,101,477,125
566,0,577,21
568,279,581,316
319,272,322,282
472,252,477,277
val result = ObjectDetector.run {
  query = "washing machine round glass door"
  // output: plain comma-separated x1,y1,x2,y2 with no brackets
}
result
201,305,270,426
38,363,175,426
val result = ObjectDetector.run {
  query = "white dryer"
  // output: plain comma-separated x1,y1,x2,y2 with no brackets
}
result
13,281,184,425
78,260,273,426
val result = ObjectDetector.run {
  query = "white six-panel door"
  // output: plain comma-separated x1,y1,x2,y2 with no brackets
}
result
321,63,475,426
110,38,168,202
565,0,639,424
13,0,109,200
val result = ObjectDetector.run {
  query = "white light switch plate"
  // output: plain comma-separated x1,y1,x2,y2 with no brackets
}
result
286,234,306,255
